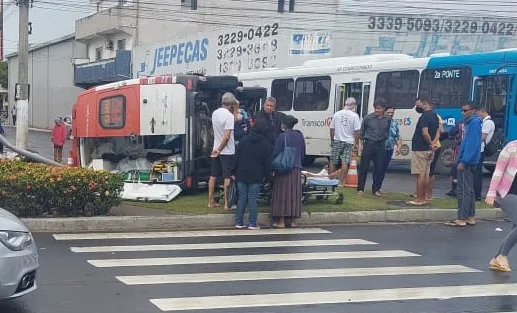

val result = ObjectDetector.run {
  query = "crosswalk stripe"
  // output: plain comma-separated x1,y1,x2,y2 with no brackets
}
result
87,250,419,268
71,239,376,253
53,228,331,240
149,283,517,311
116,265,481,285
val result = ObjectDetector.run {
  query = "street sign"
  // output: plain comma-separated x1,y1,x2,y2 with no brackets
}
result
14,83,30,101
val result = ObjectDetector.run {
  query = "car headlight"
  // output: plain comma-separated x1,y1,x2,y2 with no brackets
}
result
0,231,32,251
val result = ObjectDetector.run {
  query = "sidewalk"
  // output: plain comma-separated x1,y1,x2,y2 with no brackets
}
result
19,202,505,233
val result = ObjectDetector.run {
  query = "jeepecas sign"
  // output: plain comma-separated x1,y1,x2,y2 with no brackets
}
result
134,11,517,78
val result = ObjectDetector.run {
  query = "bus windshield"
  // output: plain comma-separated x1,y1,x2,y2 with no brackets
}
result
419,67,472,108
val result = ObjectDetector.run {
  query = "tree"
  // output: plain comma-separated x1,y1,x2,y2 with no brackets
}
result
0,61,7,89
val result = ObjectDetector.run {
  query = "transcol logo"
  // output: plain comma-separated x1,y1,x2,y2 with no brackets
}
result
301,117,332,128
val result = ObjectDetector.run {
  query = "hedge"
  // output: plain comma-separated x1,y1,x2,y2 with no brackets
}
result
0,159,124,217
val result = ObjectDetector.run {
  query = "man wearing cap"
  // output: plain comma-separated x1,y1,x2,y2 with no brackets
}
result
329,97,361,185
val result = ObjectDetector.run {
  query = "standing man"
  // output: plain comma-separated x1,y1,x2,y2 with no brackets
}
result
445,103,482,227
329,97,361,185
357,98,390,196
379,105,401,191
407,97,439,206
475,107,495,201
0,114,4,155
208,92,236,209
255,97,286,146
11,106,16,126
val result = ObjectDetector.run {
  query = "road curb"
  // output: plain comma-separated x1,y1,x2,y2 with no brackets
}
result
21,208,506,233
3,125,51,132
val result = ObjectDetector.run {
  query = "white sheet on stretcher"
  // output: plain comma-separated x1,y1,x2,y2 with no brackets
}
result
301,169,340,186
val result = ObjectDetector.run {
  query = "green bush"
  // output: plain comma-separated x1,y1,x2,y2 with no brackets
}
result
0,159,124,217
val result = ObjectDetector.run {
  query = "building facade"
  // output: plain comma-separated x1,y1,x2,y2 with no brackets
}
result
7,34,87,129
74,0,517,80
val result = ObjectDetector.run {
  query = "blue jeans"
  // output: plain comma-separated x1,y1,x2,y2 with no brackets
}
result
236,182,261,225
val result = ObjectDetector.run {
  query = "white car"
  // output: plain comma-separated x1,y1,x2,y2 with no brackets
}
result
0,208,39,300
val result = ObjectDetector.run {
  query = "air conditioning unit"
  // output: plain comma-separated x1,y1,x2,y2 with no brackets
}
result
106,40,114,50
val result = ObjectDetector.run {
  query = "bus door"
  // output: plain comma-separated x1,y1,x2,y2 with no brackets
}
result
473,74,514,165
334,82,371,119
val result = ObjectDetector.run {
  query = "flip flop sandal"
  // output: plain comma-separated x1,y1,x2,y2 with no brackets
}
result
489,260,512,272
466,221,476,226
406,201,426,206
444,220,466,227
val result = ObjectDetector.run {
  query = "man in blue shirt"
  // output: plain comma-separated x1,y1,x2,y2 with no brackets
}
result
445,103,482,227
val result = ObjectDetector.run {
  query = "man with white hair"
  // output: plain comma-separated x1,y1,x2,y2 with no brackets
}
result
208,92,236,209
329,97,361,185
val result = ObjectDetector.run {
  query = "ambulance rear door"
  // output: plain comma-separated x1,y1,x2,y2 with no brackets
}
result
140,84,187,136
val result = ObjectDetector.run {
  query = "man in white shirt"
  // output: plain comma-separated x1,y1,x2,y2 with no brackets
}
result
208,92,236,209
329,97,361,185
475,107,496,200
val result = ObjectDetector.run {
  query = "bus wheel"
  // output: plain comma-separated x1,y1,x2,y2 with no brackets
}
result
302,156,316,167
435,145,455,176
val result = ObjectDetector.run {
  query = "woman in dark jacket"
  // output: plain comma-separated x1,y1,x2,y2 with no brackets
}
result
271,115,306,228
234,118,272,229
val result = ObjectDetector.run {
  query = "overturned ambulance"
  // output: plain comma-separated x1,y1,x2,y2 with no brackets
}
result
70,74,266,201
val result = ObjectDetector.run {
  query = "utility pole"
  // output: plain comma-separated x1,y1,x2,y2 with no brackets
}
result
15,0,29,149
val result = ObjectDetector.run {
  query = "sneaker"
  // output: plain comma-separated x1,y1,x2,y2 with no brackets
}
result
235,224,246,229
248,224,260,230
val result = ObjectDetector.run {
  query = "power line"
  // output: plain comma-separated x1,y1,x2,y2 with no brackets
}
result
31,1,517,34
36,0,517,19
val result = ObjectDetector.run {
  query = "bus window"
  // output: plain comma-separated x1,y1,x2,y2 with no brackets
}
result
362,84,370,118
375,70,419,109
293,76,331,111
99,95,126,129
419,67,472,108
271,79,294,111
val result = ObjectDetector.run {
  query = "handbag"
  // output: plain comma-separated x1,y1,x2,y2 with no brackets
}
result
272,133,296,175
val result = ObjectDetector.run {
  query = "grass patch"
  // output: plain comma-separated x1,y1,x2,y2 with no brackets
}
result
122,186,489,215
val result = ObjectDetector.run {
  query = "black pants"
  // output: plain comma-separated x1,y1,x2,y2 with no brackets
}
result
474,152,485,200
457,164,476,219
358,141,384,193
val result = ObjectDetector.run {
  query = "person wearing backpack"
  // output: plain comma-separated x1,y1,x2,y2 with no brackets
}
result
270,115,306,228
475,107,496,201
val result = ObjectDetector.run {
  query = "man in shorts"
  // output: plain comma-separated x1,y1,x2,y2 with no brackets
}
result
329,97,361,185
407,97,439,206
208,92,236,209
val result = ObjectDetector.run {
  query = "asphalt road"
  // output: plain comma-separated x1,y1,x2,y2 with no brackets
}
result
3,223,517,313
1,127,491,198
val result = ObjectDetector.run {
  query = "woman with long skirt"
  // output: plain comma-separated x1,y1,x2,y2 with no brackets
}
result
486,139,517,272
271,115,306,228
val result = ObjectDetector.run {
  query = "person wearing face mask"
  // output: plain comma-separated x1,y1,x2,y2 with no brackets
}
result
445,103,482,227
407,97,440,206
378,105,401,192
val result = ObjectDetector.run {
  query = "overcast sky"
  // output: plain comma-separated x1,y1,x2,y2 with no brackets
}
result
4,0,517,59
3,1,89,58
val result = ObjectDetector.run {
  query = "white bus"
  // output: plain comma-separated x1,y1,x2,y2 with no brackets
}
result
237,50,517,174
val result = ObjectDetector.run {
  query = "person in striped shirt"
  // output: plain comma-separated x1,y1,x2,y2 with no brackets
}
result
486,140,517,272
